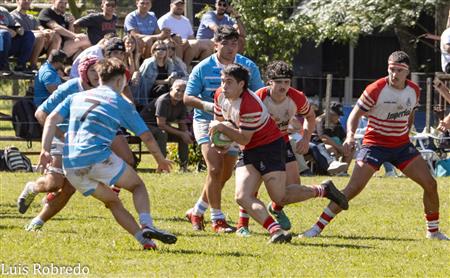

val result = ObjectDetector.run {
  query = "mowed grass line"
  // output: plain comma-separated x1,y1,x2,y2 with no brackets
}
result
0,172,449,277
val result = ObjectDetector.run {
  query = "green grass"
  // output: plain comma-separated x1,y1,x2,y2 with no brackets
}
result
1,172,449,277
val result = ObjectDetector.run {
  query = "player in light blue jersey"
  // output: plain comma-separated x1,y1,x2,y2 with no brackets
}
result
37,58,175,250
183,25,264,233
18,57,101,225
19,57,138,232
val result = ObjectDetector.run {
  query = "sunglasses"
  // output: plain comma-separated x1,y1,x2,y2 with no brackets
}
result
218,3,228,7
168,46,176,50
155,48,167,51
105,3,116,7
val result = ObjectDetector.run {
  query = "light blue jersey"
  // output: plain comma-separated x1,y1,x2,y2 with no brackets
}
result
38,78,83,133
186,53,264,121
54,85,148,169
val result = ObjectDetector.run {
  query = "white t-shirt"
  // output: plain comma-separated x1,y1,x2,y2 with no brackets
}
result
440,27,450,72
70,45,104,78
157,13,193,40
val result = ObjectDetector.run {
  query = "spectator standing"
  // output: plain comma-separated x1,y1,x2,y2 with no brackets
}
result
124,0,170,59
0,6,35,72
140,79,193,171
34,49,66,106
74,0,117,45
38,0,91,59
11,0,59,71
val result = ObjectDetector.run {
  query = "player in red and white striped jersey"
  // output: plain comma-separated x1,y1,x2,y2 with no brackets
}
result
235,61,348,236
302,51,449,240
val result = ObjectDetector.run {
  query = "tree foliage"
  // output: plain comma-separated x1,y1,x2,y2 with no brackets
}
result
234,0,448,69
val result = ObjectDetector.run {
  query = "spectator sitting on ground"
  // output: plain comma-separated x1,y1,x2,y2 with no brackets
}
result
196,0,246,53
74,0,117,45
165,38,188,79
69,33,116,78
11,0,59,72
157,0,213,69
33,49,67,106
124,0,170,59
38,0,91,60
315,101,353,175
140,79,193,172
0,6,35,73
136,40,177,108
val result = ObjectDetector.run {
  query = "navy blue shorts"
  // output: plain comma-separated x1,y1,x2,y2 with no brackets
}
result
356,143,420,171
285,141,297,163
237,137,286,175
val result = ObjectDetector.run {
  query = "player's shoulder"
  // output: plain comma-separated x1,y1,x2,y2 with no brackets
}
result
405,79,420,93
365,78,388,94
255,87,269,100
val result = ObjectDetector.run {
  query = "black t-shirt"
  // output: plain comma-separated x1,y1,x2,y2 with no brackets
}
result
75,13,117,44
149,66,170,100
140,92,187,127
38,8,68,29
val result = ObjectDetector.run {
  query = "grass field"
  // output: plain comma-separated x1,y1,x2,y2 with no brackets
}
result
1,170,449,277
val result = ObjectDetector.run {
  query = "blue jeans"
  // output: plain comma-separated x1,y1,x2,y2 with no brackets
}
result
0,30,35,69
0,29,11,70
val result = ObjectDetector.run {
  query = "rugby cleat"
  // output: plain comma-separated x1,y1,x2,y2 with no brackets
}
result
142,239,157,250
426,231,450,241
185,208,205,231
17,182,38,214
236,226,251,237
322,180,349,210
300,225,322,238
25,221,43,232
142,226,177,244
212,219,236,233
269,229,292,244
267,202,291,231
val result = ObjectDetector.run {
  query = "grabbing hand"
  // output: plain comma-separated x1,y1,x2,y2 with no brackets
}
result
156,158,173,173
295,138,309,155
342,137,356,157
37,151,52,174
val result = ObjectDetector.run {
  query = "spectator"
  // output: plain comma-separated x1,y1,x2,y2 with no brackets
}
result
0,6,35,73
137,40,177,108
34,49,67,106
157,0,213,68
140,79,193,171
440,9,450,73
165,38,188,79
124,0,170,59
69,33,116,78
11,0,60,71
74,0,117,45
196,0,245,52
38,0,91,59
315,102,353,175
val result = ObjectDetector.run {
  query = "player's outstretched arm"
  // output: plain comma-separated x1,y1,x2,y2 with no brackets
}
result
139,130,173,172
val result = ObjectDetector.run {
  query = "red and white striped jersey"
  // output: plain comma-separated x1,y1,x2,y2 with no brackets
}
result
357,77,420,147
214,88,282,150
256,87,310,142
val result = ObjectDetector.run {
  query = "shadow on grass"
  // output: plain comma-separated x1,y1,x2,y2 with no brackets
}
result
291,241,374,249
321,235,417,242
158,248,252,257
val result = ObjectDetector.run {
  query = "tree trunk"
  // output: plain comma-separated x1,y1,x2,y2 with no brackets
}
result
395,26,418,71
67,0,86,18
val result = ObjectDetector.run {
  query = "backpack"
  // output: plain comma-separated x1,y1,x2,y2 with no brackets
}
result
12,99,42,147
434,159,450,177
0,146,33,172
